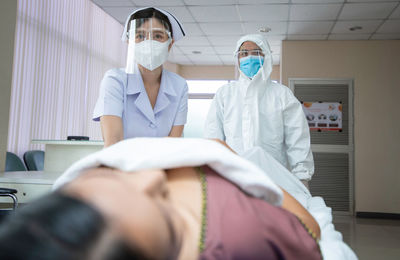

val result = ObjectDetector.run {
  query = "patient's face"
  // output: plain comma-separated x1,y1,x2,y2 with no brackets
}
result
63,167,182,260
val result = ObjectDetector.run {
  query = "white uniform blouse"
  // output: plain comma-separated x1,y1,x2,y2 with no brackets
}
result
93,68,188,138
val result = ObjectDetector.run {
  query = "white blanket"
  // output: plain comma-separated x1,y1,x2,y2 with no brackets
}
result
53,138,283,206
53,137,357,259
243,146,358,260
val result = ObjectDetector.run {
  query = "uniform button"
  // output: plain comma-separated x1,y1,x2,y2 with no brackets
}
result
149,123,156,128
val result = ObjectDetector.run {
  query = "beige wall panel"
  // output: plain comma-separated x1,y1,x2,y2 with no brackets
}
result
281,40,400,214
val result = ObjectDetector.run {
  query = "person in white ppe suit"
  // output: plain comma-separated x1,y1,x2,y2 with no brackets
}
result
204,34,314,184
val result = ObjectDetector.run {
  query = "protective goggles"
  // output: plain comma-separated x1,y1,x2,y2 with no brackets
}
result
235,49,264,58
127,18,171,43
130,28,171,43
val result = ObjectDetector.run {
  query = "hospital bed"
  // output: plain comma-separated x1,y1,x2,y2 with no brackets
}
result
53,137,357,260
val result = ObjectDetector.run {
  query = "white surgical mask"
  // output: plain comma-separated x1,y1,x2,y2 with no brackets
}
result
134,39,171,71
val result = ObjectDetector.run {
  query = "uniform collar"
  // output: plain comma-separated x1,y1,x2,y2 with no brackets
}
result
126,67,177,123
126,66,177,97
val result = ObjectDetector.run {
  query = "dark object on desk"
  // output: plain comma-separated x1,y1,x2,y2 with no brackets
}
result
67,136,89,141
23,150,44,171
5,152,26,172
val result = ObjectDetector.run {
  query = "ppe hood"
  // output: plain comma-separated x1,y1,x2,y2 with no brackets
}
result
235,34,273,81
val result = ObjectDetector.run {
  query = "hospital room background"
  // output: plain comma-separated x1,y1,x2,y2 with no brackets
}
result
0,0,399,259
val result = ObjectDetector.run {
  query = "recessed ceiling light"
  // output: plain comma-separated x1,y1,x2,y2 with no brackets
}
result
349,26,362,31
258,27,271,33
192,50,202,54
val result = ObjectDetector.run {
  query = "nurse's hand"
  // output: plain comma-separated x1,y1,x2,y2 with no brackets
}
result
100,115,123,147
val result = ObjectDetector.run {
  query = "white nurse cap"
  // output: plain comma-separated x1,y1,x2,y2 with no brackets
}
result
121,7,186,42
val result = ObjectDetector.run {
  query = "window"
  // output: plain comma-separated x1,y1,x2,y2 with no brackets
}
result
184,80,230,138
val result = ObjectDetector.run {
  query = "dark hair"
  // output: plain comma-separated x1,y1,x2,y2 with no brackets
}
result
127,7,173,38
0,192,151,260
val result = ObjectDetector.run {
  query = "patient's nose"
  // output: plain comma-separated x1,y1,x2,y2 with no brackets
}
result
133,169,168,197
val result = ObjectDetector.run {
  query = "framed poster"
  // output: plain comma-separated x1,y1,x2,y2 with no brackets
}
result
302,102,342,131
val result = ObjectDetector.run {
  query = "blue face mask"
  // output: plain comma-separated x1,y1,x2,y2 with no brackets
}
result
239,55,264,78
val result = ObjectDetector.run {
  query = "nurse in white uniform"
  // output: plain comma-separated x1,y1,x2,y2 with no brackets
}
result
204,34,314,184
93,7,188,147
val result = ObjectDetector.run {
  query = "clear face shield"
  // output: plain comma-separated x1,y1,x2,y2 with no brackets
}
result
125,18,172,74
234,48,265,81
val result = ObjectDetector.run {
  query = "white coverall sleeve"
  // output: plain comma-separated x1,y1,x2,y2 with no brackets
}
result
282,90,314,181
203,89,225,140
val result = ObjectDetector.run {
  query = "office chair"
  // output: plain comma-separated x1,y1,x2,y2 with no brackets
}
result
0,153,21,220
23,150,44,171
0,188,18,210
5,152,26,172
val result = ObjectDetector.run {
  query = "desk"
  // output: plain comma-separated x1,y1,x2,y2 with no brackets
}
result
0,171,59,203
32,139,104,172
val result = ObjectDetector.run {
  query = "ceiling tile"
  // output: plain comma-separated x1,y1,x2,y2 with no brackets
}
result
188,6,240,22
339,3,398,20
91,0,134,7
243,22,287,35
219,55,236,65
237,5,290,21
331,20,382,34
93,0,400,67
264,35,287,45
376,20,400,34
103,7,135,23
370,33,400,40
328,33,371,40
179,46,217,55
130,0,184,6
168,55,193,65
292,0,344,2
188,55,224,65
239,0,289,3
390,5,400,19
158,6,196,23
182,23,204,36
199,22,243,35
214,46,236,55
208,35,244,46
287,34,328,40
184,0,235,5
210,35,286,47
175,36,210,46
170,46,184,55
288,21,334,34
290,4,342,21
347,0,398,2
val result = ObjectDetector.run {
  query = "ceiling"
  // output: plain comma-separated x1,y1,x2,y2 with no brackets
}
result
91,0,400,66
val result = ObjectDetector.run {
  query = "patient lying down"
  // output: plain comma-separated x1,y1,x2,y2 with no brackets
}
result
0,138,321,260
